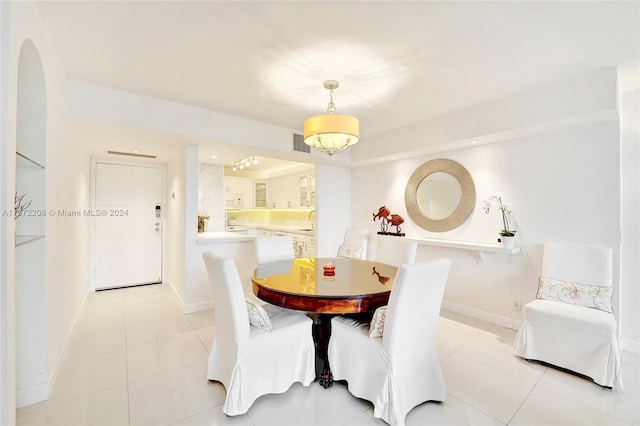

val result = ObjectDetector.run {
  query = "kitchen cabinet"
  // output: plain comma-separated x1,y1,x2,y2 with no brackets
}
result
266,179,280,208
255,228,316,257
267,175,298,208
227,170,314,209
268,174,310,208
299,174,316,207
254,181,267,208
224,176,243,194
291,232,316,257
224,176,254,208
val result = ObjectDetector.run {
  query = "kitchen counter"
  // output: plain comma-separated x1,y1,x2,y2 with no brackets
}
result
197,231,255,244
197,226,315,247
226,224,315,236
257,225,315,235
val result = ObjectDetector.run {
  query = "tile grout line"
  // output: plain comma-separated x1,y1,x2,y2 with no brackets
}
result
504,366,547,425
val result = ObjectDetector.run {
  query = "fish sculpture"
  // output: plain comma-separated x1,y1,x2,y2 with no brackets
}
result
388,214,404,233
373,206,391,233
372,206,391,222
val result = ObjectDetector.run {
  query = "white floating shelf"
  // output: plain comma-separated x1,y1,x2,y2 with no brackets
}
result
15,234,45,247
378,234,520,264
16,151,45,169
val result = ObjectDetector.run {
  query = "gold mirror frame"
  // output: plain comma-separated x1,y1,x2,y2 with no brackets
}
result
404,159,476,232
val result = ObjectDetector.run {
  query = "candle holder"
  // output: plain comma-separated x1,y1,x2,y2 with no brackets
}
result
322,261,335,277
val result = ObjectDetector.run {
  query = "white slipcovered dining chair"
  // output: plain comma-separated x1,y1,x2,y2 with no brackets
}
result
375,237,417,267
255,235,295,264
251,235,295,307
513,243,622,388
202,252,315,415
328,258,452,426
337,228,369,259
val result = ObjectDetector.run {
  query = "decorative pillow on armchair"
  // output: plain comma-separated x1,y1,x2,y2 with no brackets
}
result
246,299,273,331
368,305,387,338
338,245,363,259
536,276,614,313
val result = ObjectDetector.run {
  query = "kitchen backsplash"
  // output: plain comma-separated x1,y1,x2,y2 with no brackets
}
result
227,208,314,229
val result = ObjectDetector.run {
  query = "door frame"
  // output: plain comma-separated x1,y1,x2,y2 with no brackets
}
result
89,157,167,292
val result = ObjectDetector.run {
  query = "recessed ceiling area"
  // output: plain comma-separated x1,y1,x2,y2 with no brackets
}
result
221,156,314,178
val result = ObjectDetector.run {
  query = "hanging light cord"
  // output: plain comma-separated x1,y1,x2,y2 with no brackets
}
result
327,87,336,114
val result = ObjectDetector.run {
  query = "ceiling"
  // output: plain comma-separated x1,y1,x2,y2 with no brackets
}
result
34,1,639,170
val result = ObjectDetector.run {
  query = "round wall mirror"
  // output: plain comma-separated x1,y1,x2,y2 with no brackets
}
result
416,172,462,220
405,159,475,232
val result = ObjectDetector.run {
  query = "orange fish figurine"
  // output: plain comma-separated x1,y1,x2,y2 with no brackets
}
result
388,214,404,234
373,206,391,222
387,214,404,227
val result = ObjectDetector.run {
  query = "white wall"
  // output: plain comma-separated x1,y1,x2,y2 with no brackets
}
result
183,145,258,312
166,144,187,303
351,68,618,164
353,121,621,328
67,81,297,154
315,164,351,257
3,0,90,411
351,69,625,332
0,1,11,421
620,88,640,352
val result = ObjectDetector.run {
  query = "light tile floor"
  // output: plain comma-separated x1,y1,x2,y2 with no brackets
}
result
16,283,640,425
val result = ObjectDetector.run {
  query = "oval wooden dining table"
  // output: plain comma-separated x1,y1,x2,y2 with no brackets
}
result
252,257,398,388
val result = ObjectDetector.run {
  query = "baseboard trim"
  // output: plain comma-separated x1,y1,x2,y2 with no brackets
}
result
165,278,214,314
621,338,640,355
18,290,91,408
441,301,522,330
16,382,48,408
183,300,214,314
164,279,186,310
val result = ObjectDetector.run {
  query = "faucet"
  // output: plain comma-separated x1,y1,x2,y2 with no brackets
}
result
308,210,315,230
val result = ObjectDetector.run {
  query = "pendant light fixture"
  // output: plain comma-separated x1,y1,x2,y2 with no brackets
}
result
303,80,359,156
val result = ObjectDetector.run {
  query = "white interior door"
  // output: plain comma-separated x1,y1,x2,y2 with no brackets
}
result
93,162,163,290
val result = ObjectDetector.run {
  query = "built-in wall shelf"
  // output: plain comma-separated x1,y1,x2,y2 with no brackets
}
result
16,151,45,169
15,235,45,247
379,234,520,264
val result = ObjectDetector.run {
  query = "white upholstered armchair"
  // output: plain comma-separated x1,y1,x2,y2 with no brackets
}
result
513,243,622,388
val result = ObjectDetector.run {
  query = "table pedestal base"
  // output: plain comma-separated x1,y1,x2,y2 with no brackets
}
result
312,313,334,388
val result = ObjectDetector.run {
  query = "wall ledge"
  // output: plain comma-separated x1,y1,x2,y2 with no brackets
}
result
380,234,520,263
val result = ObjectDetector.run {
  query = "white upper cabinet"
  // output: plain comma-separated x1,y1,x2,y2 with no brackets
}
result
224,176,253,208
299,174,316,207
226,169,315,209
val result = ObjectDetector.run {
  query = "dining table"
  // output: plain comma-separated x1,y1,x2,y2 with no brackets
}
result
251,257,398,388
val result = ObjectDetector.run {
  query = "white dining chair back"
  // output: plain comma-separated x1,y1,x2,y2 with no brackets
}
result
513,243,621,388
255,235,295,264
328,258,452,426
202,252,315,415
337,228,369,259
374,237,417,267
204,251,251,345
